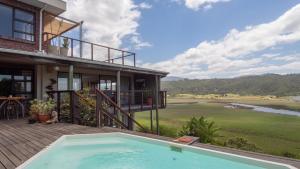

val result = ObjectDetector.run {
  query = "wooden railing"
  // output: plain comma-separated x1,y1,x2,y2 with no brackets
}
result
95,88,146,131
47,89,147,131
43,32,136,67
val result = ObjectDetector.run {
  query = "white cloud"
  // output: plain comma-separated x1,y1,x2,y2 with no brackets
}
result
130,36,152,50
139,2,152,9
63,0,149,50
174,0,231,11
143,4,300,78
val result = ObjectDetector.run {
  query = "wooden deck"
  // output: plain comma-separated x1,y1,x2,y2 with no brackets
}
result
0,119,109,169
0,119,300,169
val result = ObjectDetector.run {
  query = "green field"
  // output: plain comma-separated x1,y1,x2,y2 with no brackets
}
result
135,96,300,159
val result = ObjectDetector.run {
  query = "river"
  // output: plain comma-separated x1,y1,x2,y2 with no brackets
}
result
229,103,300,117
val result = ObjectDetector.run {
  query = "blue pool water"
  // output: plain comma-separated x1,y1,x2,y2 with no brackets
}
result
19,133,293,169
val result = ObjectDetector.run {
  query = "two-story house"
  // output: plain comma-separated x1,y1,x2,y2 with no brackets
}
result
0,0,168,133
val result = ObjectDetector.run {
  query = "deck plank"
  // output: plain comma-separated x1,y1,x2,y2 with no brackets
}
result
0,119,108,169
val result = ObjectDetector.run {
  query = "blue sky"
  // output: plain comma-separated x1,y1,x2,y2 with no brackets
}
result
65,0,300,78
134,0,300,63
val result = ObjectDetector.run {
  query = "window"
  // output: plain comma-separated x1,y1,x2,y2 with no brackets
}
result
0,69,33,99
58,73,82,91
14,9,34,41
0,4,13,37
0,4,34,42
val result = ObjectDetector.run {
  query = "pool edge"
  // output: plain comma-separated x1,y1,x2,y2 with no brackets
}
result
16,132,298,169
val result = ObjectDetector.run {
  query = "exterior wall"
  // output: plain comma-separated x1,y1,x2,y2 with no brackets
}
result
0,0,40,52
35,64,57,100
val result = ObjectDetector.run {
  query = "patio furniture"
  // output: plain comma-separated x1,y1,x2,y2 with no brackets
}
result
0,96,25,120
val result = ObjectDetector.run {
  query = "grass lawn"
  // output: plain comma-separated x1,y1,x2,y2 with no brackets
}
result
135,97,300,159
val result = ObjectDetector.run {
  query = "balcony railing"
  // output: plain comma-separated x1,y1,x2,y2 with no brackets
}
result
43,32,136,67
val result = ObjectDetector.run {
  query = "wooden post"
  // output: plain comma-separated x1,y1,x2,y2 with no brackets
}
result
57,92,61,122
116,71,121,121
68,65,74,90
70,91,74,123
150,109,153,133
96,92,102,127
155,75,160,135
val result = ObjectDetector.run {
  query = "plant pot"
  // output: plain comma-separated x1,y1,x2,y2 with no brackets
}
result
38,114,50,123
147,97,153,105
60,47,69,56
48,45,59,55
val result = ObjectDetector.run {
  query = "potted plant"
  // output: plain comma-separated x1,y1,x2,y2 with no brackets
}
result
48,41,59,55
29,99,40,120
60,37,69,56
29,99,56,123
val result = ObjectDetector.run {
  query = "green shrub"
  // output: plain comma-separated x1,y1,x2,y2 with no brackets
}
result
179,116,219,143
282,151,297,158
224,137,261,152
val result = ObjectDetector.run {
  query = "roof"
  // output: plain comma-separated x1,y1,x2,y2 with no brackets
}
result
0,47,169,77
17,0,66,15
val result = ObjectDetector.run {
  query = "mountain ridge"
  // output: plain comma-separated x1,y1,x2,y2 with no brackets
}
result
161,74,300,96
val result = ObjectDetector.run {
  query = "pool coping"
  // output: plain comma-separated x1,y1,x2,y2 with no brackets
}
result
17,132,298,169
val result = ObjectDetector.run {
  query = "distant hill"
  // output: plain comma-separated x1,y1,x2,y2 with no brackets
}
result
161,76,186,81
161,74,300,96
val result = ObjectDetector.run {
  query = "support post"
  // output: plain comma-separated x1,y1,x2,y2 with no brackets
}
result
79,21,83,58
96,92,102,127
155,75,160,135
117,71,121,108
68,65,74,90
116,71,121,114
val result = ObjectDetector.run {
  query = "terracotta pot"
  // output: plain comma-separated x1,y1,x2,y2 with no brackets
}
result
60,47,69,56
38,114,50,123
147,97,153,105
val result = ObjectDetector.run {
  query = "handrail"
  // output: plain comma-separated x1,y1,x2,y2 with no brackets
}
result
74,91,128,129
43,32,135,54
95,88,146,131
43,32,136,67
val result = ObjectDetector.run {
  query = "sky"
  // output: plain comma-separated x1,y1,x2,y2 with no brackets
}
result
63,0,300,79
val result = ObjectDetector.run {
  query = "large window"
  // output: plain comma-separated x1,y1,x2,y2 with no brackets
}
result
0,69,33,99
0,3,34,42
58,73,82,91
0,4,13,37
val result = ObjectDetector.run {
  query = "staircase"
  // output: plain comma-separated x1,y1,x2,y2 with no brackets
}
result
48,89,146,131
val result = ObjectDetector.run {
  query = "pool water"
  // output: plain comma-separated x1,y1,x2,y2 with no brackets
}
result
19,133,294,169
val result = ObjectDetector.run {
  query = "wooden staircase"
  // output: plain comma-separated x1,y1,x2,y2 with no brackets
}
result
48,89,146,131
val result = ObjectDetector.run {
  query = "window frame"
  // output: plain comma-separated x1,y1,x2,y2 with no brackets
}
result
0,3,35,42
57,72,83,91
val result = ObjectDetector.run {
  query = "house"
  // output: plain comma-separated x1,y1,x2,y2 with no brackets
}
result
0,0,168,133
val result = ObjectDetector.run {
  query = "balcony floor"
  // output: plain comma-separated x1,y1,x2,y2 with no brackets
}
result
0,119,299,169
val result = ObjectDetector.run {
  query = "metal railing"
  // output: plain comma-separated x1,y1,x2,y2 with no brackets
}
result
43,32,136,67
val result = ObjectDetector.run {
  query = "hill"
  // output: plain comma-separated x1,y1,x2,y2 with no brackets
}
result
161,74,300,96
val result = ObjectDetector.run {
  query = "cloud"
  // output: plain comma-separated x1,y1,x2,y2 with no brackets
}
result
63,0,149,50
174,0,231,11
139,2,152,9
130,36,152,50
143,4,300,78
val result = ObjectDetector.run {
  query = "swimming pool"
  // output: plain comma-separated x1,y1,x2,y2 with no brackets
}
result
18,133,296,169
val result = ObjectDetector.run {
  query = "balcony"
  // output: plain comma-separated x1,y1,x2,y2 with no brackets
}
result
43,32,136,67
